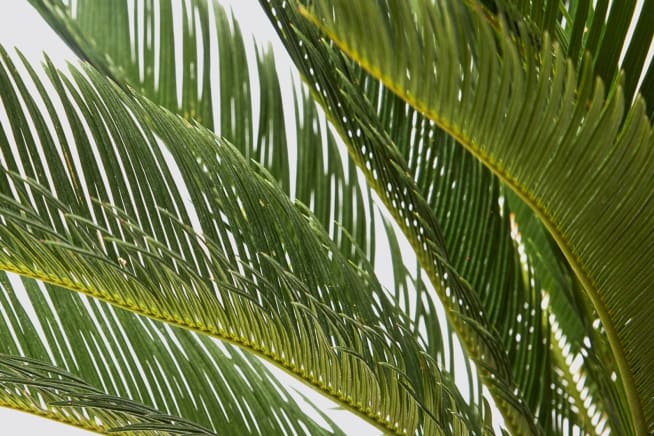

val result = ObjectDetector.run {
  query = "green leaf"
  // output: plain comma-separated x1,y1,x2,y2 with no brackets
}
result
0,271,340,434
486,0,654,116
0,2,377,430
505,188,632,434
26,0,375,264
254,1,609,434
0,353,216,434
0,46,484,434
300,0,654,433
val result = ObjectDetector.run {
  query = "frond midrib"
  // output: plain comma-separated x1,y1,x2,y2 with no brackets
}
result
311,26,644,435
0,261,402,436
0,400,104,435
297,7,648,434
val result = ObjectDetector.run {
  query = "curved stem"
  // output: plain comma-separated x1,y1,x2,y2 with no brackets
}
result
0,401,104,435
362,64,647,436
298,8,647,434
0,263,398,435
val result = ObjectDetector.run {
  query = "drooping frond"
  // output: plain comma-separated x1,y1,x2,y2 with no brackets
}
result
476,1,641,431
254,0,633,434
45,1,598,431
0,271,341,435
0,45,488,434
25,1,539,431
0,353,218,435
0,2,380,431
363,79,567,433
300,1,654,433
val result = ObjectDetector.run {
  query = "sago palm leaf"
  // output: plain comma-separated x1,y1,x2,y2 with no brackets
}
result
0,353,216,434
19,0,498,432
0,43,490,435
362,83,561,433
27,0,375,264
299,0,654,433
417,1,635,431
504,188,632,435
253,0,627,433
495,4,653,428
31,3,500,431
491,0,653,112
482,1,640,430
0,0,375,432
40,2,550,430
0,272,337,434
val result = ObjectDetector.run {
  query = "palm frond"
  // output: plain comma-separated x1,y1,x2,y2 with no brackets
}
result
299,0,654,433
558,0,652,109
479,2,640,431
505,188,632,434
0,353,216,434
0,271,340,434
484,0,653,115
27,0,375,264
371,89,562,433
0,2,379,431
254,0,628,433
260,9,540,432
0,45,489,434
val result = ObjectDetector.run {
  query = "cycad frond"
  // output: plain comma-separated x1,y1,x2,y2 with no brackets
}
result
0,45,486,433
255,1,621,433
300,0,654,433
494,0,653,110
26,0,375,265
505,188,632,434
0,353,216,434
0,272,338,434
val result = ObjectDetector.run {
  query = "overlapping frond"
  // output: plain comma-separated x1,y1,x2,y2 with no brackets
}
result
0,353,218,435
34,4,469,427
5,0,649,434
0,2,380,431
254,1,626,434
480,2,639,431
486,0,653,114
256,2,538,433
505,189,632,434
562,0,653,110
0,271,341,435
0,44,489,434
299,1,654,433
365,80,566,432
